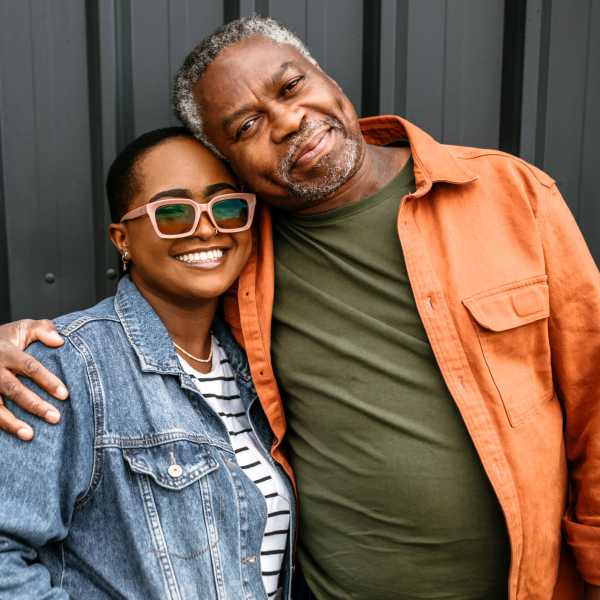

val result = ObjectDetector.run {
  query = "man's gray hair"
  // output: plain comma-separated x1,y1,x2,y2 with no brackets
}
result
172,16,316,158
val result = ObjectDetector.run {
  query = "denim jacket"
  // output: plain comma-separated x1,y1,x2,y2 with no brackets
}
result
0,277,295,600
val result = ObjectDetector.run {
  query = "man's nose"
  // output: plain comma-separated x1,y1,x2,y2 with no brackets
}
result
194,213,218,240
270,104,305,144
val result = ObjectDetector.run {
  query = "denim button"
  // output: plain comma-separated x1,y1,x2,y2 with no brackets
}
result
168,464,183,478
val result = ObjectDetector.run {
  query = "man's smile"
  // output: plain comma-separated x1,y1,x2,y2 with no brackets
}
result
292,127,335,170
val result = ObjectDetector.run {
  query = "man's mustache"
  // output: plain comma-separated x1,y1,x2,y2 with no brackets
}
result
279,117,345,177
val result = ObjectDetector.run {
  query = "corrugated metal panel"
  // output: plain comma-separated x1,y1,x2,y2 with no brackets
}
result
0,0,96,320
0,0,597,323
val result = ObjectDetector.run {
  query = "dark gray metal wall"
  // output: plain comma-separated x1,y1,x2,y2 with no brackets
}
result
0,0,598,322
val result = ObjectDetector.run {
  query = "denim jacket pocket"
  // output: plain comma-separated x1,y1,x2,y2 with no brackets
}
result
123,439,224,595
123,440,219,490
462,275,554,427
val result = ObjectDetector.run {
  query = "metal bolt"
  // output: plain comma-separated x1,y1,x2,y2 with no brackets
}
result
44,273,55,284
106,268,117,280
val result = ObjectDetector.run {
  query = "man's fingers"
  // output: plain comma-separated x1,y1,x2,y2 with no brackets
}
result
0,319,61,350
0,402,34,441
0,340,68,400
18,355,68,400
0,320,68,415
0,371,61,425
23,319,63,348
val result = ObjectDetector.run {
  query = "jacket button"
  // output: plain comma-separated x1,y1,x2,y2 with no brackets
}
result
168,464,183,478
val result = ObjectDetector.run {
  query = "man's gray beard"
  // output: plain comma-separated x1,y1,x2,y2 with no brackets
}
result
277,120,361,204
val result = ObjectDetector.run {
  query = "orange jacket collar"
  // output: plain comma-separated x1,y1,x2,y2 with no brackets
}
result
359,115,478,191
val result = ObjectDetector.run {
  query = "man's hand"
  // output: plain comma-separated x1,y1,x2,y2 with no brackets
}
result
0,320,68,440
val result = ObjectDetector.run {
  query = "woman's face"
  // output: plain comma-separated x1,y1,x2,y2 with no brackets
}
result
110,137,252,307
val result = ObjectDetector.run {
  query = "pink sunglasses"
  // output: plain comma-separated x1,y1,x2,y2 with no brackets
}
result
120,193,256,239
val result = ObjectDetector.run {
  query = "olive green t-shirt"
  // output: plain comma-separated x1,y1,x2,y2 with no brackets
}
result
271,156,510,599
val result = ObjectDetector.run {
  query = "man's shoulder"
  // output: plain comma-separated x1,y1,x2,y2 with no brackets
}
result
445,144,555,189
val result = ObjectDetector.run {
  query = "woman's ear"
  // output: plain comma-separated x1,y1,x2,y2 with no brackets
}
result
109,224,128,255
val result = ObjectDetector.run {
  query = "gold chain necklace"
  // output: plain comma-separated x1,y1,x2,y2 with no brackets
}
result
173,339,213,364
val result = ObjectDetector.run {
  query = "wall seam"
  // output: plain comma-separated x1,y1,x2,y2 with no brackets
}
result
0,77,11,321
574,0,593,220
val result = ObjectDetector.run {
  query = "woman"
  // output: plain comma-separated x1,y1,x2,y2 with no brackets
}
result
0,127,294,599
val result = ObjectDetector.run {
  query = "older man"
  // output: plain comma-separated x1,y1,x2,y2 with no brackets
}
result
0,16,599,600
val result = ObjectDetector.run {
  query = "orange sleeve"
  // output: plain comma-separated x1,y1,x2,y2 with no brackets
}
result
539,184,600,584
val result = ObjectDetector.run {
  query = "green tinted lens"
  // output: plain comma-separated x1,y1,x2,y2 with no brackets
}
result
155,203,196,235
211,198,249,230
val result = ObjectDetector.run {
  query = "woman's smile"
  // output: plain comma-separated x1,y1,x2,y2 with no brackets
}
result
173,246,228,269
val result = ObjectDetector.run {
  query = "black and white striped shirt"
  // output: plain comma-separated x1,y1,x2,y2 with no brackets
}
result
179,338,290,598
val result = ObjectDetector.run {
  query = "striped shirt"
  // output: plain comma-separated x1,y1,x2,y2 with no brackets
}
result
179,337,290,598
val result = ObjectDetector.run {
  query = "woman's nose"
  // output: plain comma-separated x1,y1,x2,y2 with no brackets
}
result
194,213,218,240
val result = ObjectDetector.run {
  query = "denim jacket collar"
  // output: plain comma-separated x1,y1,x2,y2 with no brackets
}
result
114,276,252,384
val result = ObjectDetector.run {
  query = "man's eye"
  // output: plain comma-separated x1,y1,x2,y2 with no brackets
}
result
237,118,258,138
284,76,304,94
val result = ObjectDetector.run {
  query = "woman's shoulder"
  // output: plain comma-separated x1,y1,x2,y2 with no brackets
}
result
27,295,123,369
53,295,120,337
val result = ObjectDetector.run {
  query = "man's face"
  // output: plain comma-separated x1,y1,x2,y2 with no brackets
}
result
194,36,365,212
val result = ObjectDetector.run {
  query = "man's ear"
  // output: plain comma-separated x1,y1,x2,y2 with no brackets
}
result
108,223,128,255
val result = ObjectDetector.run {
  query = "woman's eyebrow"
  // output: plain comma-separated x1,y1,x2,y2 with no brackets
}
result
148,183,237,203
148,188,192,202
203,182,238,197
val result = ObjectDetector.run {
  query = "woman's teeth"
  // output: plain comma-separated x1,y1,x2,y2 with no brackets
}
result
175,249,224,264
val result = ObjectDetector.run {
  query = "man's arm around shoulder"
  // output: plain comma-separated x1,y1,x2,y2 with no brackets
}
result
0,319,69,439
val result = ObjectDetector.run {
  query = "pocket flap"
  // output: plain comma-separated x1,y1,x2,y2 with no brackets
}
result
462,276,549,332
124,440,219,490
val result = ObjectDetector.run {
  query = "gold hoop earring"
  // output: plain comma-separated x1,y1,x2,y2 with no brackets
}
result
121,249,130,272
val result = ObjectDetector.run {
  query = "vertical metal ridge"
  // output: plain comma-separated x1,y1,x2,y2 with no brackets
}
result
254,0,270,17
440,0,448,141
114,0,134,151
0,100,11,322
518,0,542,163
575,0,594,219
0,2,10,320
534,0,552,166
224,0,241,23
306,0,327,65
392,0,408,117
499,0,527,154
361,0,381,117
85,0,109,301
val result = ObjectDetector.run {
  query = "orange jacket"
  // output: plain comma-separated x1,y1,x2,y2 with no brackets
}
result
223,116,600,599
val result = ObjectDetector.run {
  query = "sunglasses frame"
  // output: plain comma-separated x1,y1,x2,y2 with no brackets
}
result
119,192,256,239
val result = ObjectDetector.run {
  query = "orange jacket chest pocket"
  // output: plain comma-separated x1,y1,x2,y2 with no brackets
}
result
463,275,554,426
